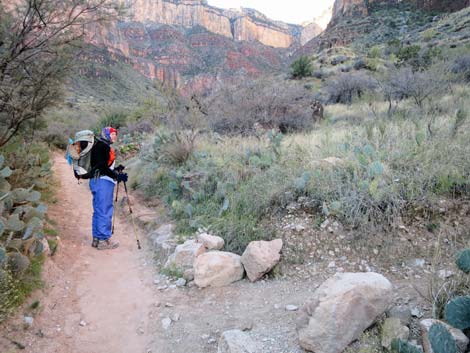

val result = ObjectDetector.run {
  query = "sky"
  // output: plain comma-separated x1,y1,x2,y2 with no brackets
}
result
207,0,333,24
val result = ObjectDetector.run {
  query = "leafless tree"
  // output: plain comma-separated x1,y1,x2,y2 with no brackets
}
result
0,0,118,148
323,71,377,105
204,78,316,135
381,66,449,110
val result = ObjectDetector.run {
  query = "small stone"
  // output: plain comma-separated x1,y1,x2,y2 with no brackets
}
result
241,320,253,331
175,278,186,287
171,313,180,322
373,249,379,255
411,307,423,318
438,269,454,279
165,303,174,307
285,305,299,311
79,320,87,327
208,338,217,344
24,316,34,326
162,317,172,330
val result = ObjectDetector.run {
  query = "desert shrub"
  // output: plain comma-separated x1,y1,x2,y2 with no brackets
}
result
368,45,382,58
124,119,155,136
323,71,378,104
397,45,421,67
205,78,315,135
290,56,313,79
451,55,470,82
95,111,128,132
1,140,53,190
381,66,449,108
153,130,197,166
353,57,367,70
422,28,438,42
330,55,348,66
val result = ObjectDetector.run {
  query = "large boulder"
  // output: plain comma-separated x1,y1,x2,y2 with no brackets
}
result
197,232,224,250
241,239,282,282
164,239,205,271
218,329,257,353
297,272,393,353
194,251,244,288
420,319,469,353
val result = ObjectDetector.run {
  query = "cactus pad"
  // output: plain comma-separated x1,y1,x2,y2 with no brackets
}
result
456,249,470,273
429,323,457,353
445,296,470,330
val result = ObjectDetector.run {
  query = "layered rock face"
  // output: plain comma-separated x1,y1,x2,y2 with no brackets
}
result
123,0,301,48
85,20,288,93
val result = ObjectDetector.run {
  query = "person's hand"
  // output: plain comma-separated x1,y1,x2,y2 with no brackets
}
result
115,164,125,172
116,172,128,183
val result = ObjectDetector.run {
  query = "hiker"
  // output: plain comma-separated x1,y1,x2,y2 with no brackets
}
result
84,126,128,250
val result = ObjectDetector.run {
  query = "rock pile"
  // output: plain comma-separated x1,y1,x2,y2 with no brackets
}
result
162,229,283,287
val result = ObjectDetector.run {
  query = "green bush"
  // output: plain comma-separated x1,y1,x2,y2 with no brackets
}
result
290,56,313,79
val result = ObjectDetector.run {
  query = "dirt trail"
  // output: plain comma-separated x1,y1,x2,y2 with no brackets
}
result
1,153,157,353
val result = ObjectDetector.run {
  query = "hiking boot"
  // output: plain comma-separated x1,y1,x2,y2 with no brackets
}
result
91,238,99,248
96,239,119,250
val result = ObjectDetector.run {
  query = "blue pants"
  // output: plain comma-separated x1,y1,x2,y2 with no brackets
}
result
89,178,115,240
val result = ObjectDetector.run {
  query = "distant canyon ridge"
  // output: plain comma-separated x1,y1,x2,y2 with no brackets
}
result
82,0,469,93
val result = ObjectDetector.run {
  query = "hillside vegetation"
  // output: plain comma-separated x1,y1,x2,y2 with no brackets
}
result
121,8,470,255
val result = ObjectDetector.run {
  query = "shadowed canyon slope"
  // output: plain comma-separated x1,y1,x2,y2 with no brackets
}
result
331,0,470,22
298,0,470,56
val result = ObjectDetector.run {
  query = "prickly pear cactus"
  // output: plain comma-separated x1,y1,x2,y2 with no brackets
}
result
6,214,25,232
428,323,457,353
456,249,470,273
0,247,6,268
444,296,470,330
391,338,423,353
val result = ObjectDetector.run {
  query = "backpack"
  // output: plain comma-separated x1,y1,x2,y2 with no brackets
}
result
66,130,95,179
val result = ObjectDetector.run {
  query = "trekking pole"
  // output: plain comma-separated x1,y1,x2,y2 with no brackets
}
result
122,180,141,250
112,181,119,234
